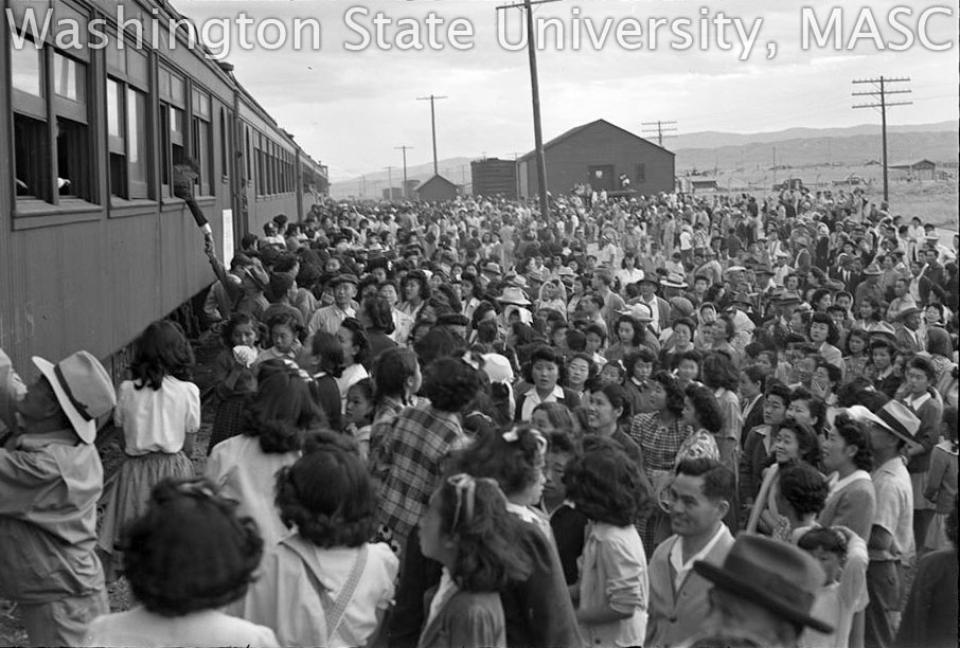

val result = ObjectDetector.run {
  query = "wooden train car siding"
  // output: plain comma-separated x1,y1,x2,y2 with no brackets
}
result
1,0,328,372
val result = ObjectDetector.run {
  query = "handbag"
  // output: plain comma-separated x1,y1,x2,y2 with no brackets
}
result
300,544,370,647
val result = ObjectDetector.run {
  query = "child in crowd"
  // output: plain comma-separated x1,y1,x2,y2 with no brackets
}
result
85,478,277,648
240,434,397,647
306,331,344,432
257,313,303,365
564,437,650,647
337,318,371,413
98,320,199,579
416,474,533,648
796,526,869,648
344,378,375,459
208,313,261,453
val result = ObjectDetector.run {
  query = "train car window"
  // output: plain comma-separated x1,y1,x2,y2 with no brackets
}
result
106,37,151,201
14,114,51,200
127,89,149,198
219,108,230,179
53,53,85,105
11,36,95,205
11,45,43,99
256,132,265,196
244,126,252,181
190,87,213,196
160,66,187,197
107,79,127,198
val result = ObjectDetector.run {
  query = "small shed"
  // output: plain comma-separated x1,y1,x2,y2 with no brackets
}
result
416,174,459,202
890,159,936,181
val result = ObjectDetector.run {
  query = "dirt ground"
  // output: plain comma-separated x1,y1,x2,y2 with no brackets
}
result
0,334,221,647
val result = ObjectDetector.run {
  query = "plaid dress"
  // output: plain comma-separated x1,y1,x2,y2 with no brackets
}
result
374,402,466,551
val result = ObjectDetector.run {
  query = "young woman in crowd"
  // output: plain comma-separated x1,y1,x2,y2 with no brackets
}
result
98,321,200,579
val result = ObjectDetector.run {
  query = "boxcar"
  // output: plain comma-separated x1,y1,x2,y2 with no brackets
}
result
1,0,328,376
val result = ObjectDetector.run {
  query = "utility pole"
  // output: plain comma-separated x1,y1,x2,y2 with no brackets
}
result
496,0,558,220
852,76,912,204
641,120,678,147
416,94,447,176
395,145,412,198
385,166,394,200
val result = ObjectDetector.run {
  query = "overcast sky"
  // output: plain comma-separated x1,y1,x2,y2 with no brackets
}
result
176,0,959,179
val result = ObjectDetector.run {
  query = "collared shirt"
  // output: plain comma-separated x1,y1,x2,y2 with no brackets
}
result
870,457,914,562
307,304,356,337
902,392,931,412
375,402,466,550
827,469,872,500
669,524,727,593
519,384,565,422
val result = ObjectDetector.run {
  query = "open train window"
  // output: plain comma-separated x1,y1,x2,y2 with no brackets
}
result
10,35,95,207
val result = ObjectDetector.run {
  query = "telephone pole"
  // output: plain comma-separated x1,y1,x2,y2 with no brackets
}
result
497,0,558,220
395,145,413,198
641,120,678,147
385,166,394,200
416,94,447,176
852,76,912,204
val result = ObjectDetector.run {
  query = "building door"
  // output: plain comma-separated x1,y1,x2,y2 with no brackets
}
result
588,165,615,192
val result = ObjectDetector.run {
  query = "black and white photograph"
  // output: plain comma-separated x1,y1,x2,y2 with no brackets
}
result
0,0,957,646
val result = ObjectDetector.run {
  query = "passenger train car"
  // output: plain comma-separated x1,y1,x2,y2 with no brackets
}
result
1,0,328,376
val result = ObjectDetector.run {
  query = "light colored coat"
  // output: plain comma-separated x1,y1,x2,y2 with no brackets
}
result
238,534,397,648
645,527,735,648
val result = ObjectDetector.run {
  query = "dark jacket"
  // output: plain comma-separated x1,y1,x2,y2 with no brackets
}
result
389,522,584,648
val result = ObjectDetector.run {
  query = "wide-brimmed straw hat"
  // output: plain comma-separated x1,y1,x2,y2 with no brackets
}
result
497,286,532,306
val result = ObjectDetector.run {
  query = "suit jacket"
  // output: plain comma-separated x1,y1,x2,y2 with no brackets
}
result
646,527,735,648
740,395,764,447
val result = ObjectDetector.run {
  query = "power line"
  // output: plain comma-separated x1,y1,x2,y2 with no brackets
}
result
852,76,912,203
641,120,678,147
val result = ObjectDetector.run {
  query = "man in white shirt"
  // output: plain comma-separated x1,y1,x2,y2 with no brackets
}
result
863,399,920,648
307,274,358,337
646,458,736,648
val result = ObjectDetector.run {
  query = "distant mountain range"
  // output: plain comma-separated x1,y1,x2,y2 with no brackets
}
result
675,131,958,175
672,120,957,150
329,121,959,197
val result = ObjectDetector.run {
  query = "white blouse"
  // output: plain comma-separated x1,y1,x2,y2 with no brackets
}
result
115,376,200,455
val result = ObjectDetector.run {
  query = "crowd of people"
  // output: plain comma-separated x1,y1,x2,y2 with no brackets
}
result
0,186,957,648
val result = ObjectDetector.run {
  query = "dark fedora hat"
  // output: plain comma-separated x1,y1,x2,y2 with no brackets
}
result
694,534,833,634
